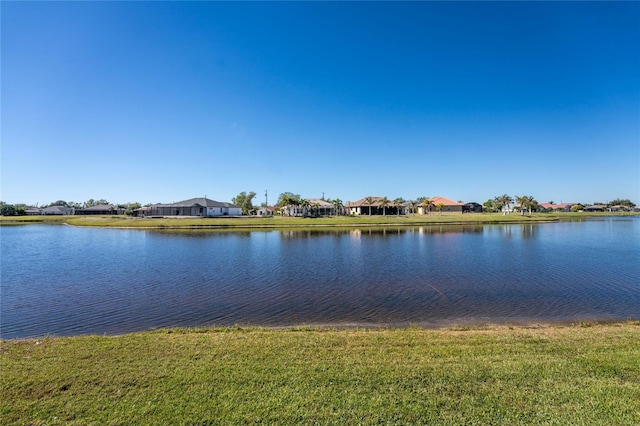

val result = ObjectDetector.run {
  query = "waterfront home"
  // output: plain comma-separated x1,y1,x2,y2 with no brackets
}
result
583,205,606,212
608,205,632,212
417,196,464,215
132,207,149,217
146,198,242,217
41,205,74,215
306,198,335,216
463,202,483,213
25,207,42,215
257,206,275,216
538,203,576,212
345,197,405,215
280,199,336,217
76,204,124,215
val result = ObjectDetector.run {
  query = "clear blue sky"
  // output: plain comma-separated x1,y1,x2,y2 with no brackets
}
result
2,1,639,206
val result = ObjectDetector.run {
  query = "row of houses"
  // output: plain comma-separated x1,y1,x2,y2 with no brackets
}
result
344,196,472,215
524,203,638,213
26,204,127,216
26,196,472,217
25,197,638,217
25,198,243,217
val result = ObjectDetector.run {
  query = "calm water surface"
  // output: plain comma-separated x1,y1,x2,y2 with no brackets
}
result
1,218,639,338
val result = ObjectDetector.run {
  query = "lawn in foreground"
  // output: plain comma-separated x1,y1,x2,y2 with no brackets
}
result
2,323,639,424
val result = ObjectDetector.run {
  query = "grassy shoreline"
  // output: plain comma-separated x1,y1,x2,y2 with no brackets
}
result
2,322,639,424
1,212,637,229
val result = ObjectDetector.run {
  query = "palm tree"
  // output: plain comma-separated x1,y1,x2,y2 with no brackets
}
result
524,196,537,216
408,200,417,215
421,198,433,216
379,197,389,216
332,198,344,216
436,203,444,216
290,198,300,216
495,194,513,216
393,198,404,216
365,196,374,216
300,199,311,217
515,195,528,216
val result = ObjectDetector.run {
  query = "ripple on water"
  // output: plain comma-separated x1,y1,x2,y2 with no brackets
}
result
1,219,639,338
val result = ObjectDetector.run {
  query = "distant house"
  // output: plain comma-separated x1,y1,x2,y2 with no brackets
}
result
538,203,575,212
463,202,483,213
345,197,405,215
417,196,464,215
76,205,124,215
583,205,606,212
306,199,335,216
25,207,42,215
257,206,276,216
279,199,336,217
146,198,242,217
608,205,631,212
132,207,149,217
41,205,74,215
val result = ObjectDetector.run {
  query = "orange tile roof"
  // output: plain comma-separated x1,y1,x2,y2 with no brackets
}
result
429,196,464,206
539,203,574,209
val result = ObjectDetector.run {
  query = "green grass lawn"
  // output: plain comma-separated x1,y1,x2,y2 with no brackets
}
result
2,323,639,424
1,213,557,229
2,212,636,229
0,215,68,225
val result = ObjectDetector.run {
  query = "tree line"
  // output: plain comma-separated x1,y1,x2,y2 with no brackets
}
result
0,199,146,216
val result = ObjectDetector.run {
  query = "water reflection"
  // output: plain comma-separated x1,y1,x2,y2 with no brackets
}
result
520,224,535,239
151,225,488,239
277,225,486,239
150,229,253,238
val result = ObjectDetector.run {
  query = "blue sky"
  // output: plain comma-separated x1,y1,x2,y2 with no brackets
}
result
2,1,639,206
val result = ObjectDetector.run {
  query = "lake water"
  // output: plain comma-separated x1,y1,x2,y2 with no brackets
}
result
1,218,639,338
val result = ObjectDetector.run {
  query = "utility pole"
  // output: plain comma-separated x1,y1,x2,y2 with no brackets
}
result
265,190,268,208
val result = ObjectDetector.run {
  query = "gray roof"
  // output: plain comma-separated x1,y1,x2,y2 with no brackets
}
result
41,206,73,214
155,198,240,209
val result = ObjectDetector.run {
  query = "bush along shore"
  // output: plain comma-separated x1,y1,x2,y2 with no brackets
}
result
1,211,638,229
2,322,639,424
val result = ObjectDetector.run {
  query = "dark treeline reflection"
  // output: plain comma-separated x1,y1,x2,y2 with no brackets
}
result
148,229,253,238
278,225,486,239
149,225,488,240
